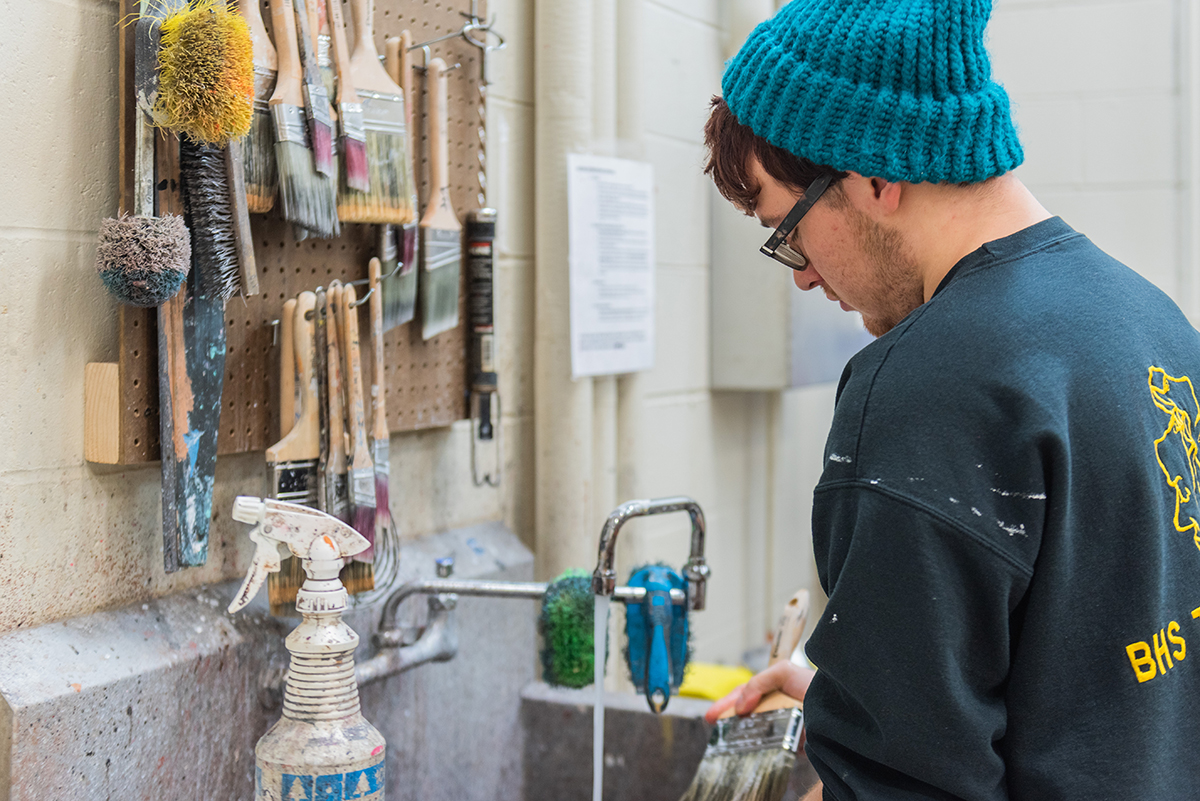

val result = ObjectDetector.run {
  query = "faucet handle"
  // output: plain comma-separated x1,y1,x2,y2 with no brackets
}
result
436,557,455,578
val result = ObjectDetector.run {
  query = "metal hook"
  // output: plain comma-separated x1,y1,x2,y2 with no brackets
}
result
408,2,504,84
345,278,374,307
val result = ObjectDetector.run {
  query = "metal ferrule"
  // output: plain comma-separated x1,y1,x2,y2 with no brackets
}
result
271,102,309,146
303,81,332,130
358,89,407,135
253,66,276,113
707,707,804,757
338,102,366,143
351,469,374,506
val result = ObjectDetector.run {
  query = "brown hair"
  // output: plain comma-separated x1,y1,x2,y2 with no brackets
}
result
703,96,846,213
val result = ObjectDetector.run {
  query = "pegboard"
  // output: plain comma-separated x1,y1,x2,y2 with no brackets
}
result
112,0,489,464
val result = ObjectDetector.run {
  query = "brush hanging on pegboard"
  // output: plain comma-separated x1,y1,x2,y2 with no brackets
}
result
91,0,506,469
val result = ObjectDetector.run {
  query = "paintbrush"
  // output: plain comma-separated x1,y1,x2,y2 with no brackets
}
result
279,296,298,439
420,57,463,340
266,291,320,506
237,0,278,212
267,0,340,238
338,0,416,225
324,282,351,522
266,292,320,613
324,0,369,192
341,282,377,548
367,258,394,552
679,590,810,801
291,0,334,177
341,282,377,593
378,31,419,330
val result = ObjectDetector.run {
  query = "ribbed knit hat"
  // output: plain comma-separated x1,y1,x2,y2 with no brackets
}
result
722,0,1023,184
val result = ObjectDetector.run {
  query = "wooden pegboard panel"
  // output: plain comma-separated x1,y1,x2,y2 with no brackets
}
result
112,0,488,463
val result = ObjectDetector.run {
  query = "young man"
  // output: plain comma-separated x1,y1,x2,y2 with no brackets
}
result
703,1,1200,799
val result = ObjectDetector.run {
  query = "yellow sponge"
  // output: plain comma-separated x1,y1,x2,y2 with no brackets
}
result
678,662,755,701
155,0,253,145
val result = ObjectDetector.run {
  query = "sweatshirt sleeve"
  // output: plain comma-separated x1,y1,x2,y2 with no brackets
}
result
803,481,1033,801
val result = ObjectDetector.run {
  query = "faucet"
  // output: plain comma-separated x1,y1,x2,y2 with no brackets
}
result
360,497,709,687
591,496,710,611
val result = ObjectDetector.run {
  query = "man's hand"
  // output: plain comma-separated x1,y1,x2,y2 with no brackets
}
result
703,659,815,724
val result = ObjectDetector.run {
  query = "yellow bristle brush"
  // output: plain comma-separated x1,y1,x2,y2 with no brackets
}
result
154,0,254,146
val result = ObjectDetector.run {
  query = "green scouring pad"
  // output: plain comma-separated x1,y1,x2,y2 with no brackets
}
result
538,568,607,688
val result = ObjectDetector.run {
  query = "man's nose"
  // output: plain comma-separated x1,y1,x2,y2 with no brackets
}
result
793,264,822,291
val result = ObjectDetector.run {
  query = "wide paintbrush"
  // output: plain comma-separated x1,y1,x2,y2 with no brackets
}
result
419,57,462,340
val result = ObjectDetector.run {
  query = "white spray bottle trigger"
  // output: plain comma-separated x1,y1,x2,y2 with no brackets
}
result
227,496,371,614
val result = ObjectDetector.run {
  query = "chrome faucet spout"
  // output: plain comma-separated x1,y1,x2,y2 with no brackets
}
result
590,496,709,611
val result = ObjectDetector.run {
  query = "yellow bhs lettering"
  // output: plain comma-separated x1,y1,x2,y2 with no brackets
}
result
1168,620,1186,660
1127,621,1187,683
1127,641,1158,683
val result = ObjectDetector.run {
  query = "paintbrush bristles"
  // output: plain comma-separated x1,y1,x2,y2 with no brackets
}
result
179,136,242,301
275,139,341,239
244,107,278,212
337,129,415,224
678,750,796,801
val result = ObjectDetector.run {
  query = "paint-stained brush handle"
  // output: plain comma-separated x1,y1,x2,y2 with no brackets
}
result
280,297,298,438
342,284,372,471
368,257,388,441
267,291,320,462
420,58,457,229
268,0,305,109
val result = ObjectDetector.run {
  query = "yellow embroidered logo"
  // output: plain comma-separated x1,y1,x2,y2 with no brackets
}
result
1149,366,1200,554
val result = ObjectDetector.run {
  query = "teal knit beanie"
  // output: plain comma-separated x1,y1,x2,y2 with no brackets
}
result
721,0,1023,184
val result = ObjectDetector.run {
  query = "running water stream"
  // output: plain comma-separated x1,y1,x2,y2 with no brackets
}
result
593,594,610,801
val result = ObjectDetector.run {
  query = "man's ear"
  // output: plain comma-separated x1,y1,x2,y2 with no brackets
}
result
840,173,903,217
869,176,902,214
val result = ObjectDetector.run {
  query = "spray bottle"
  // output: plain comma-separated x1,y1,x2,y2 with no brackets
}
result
228,496,387,800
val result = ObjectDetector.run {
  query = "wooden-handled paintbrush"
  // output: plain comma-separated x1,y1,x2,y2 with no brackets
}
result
267,0,339,238
339,0,416,225
266,291,320,507
420,57,463,340
237,0,278,212
291,0,334,177
324,0,369,192
266,291,320,613
680,589,810,801
378,31,420,330
341,283,377,561
324,282,350,522
279,296,298,439
367,257,394,553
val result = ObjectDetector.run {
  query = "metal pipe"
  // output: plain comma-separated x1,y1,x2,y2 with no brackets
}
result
590,496,709,611
357,594,459,685
374,577,686,648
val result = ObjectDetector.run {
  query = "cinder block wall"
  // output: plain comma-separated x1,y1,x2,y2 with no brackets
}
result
990,0,1188,311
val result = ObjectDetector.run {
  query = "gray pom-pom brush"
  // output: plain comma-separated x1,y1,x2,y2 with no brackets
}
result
95,214,191,306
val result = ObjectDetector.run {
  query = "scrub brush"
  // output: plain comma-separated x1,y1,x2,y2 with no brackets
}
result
538,569,605,689
95,214,191,306
154,0,254,145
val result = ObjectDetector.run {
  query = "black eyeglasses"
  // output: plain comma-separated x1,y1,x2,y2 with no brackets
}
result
759,173,833,271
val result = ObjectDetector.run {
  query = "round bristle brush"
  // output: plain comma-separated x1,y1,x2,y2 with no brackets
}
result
155,0,254,145
95,214,191,306
180,136,242,301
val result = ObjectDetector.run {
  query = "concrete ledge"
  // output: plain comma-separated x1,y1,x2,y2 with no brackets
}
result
0,520,535,801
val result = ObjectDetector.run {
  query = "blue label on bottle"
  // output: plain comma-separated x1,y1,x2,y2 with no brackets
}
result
260,758,384,800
